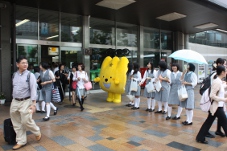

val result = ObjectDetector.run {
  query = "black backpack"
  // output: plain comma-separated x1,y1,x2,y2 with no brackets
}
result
199,72,215,95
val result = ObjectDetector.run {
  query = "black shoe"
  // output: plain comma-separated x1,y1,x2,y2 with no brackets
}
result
149,109,155,112
172,116,180,120
162,111,167,114
125,104,130,106
155,110,162,113
145,108,149,111
215,131,225,137
41,111,46,113
43,116,49,121
166,116,171,120
136,107,139,110
182,121,188,125
131,107,138,110
196,139,208,144
72,103,76,106
205,133,215,138
81,107,84,111
36,110,41,113
184,122,193,126
54,107,58,115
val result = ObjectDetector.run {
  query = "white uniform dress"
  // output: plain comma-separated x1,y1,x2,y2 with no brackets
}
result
168,71,182,105
76,71,89,96
141,70,157,98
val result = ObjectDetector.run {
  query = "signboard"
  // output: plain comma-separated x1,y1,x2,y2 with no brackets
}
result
48,47,59,56
198,64,205,83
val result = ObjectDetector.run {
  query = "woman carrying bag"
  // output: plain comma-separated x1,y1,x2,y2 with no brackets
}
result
196,65,227,144
68,66,77,106
130,63,142,110
125,63,134,107
139,61,157,112
180,63,197,125
76,63,89,111
166,63,182,120
155,61,171,114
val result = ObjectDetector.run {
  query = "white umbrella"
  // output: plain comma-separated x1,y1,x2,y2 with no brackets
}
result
168,49,208,64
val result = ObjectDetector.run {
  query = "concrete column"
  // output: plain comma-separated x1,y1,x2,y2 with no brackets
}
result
82,16,90,74
174,31,185,70
184,34,189,49
138,26,144,67
0,2,12,102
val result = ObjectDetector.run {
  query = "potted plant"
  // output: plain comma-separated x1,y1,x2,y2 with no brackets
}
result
0,92,6,105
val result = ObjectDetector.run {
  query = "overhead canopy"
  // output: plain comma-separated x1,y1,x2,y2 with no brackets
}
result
5,0,227,34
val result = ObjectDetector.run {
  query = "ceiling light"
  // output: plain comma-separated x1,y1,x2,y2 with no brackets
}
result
194,23,218,29
46,35,59,40
16,19,30,27
96,0,136,10
156,12,186,22
216,28,227,33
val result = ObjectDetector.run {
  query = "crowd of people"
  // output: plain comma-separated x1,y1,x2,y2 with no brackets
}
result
9,56,227,150
125,58,227,144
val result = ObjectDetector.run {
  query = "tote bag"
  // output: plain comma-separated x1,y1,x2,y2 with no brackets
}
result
146,82,155,93
52,87,61,103
130,80,138,92
178,85,188,101
154,80,162,92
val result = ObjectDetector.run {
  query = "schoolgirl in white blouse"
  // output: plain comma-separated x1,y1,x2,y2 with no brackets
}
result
76,63,89,111
139,61,157,112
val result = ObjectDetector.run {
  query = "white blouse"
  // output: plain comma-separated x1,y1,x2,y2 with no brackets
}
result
76,71,89,89
67,71,78,81
141,70,157,83
218,78,225,107
132,71,142,82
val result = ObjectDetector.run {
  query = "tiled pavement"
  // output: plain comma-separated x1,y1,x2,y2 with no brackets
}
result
1,86,227,151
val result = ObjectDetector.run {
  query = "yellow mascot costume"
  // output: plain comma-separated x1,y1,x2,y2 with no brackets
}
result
94,56,129,103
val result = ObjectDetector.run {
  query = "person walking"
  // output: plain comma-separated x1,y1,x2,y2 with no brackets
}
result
130,63,142,110
76,63,89,111
39,62,58,121
180,63,197,125
10,56,41,150
68,66,77,106
34,66,45,113
55,64,68,104
196,65,227,144
166,63,183,120
155,61,171,114
140,61,157,112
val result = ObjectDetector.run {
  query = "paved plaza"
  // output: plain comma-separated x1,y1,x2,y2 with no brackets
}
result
1,86,227,151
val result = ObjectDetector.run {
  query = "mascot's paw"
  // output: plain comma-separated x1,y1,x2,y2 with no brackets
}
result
107,97,113,102
113,99,121,103
94,77,100,83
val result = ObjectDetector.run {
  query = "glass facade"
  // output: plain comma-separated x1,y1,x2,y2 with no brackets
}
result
90,18,115,45
61,13,82,42
144,28,160,49
189,30,227,48
16,6,38,39
39,9,59,41
15,6,175,90
116,22,137,47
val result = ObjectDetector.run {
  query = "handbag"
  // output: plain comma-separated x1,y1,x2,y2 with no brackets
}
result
83,72,92,90
52,86,61,103
130,79,138,92
146,82,155,93
72,81,77,89
84,82,92,90
178,85,188,101
154,80,162,92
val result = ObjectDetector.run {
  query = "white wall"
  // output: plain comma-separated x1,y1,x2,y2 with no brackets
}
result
188,43,227,62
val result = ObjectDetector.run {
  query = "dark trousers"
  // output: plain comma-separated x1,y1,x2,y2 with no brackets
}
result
196,107,227,141
59,83,66,102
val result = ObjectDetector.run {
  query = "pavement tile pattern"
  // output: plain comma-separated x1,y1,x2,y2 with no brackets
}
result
0,86,227,151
